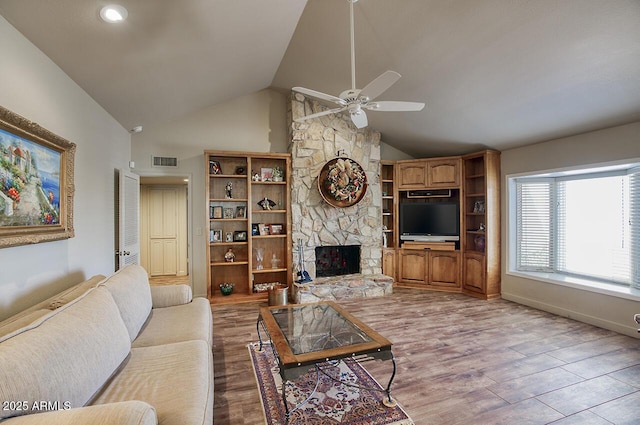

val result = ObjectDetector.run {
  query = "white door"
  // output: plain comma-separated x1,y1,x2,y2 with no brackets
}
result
148,187,178,275
117,169,140,269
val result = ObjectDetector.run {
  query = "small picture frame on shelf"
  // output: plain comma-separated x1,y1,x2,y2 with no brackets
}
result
269,224,283,235
251,224,259,236
235,206,246,218
223,207,234,219
225,231,234,242
209,160,222,175
473,200,485,213
258,223,270,236
260,168,273,182
212,206,223,219
233,230,247,242
212,229,222,243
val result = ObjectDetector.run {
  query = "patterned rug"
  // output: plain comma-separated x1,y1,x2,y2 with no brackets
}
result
248,342,414,425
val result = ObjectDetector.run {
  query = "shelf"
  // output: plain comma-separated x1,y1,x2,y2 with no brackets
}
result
465,173,485,179
466,230,487,235
206,150,292,303
465,212,485,216
210,261,249,266
209,198,248,202
465,193,485,197
252,267,288,273
209,174,248,179
465,250,486,255
382,179,394,183
382,196,394,200
252,209,286,214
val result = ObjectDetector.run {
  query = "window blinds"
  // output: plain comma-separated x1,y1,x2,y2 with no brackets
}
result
516,179,553,271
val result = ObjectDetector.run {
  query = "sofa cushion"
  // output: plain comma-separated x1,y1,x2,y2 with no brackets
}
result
132,297,213,348
92,340,213,425
0,274,107,339
0,309,50,339
149,284,192,308
100,265,153,342
48,274,106,309
1,401,157,425
0,287,131,420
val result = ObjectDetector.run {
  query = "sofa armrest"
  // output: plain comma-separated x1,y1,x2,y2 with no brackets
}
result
149,284,193,308
2,401,157,425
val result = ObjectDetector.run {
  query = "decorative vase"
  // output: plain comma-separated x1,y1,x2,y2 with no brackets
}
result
255,248,264,270
219,283,234,296
474,235,486,252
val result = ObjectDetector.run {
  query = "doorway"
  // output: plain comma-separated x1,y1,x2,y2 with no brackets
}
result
139,175,192,286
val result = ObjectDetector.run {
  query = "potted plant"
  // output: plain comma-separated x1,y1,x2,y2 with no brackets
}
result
272,166,284,182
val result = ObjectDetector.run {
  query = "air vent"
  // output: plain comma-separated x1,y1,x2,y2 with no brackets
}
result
151,156,178,168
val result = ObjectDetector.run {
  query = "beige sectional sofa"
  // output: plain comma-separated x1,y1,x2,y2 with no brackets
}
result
0,265,213,425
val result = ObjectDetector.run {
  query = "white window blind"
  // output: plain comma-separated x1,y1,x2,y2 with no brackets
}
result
516,179,553,271
556,174,630,285
631,167,640,289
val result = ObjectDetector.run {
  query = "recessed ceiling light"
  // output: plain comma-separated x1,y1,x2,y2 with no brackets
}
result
100,5,128,23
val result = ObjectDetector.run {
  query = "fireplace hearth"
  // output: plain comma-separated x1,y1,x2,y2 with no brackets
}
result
315,245,360,277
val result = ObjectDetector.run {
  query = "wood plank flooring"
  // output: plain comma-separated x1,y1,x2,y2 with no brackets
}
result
212,288,640,424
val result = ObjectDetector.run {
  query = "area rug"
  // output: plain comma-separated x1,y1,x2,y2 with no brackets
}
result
248,342,414,425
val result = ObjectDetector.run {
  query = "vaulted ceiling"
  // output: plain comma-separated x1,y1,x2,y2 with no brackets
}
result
1,0,639,157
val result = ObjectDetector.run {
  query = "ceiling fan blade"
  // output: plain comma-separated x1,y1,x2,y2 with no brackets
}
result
295,107,346,123
359,71,401,101
368,101,425,112
350,111,368,128
292,87,346,105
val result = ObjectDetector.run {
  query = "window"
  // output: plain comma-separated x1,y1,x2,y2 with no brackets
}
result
511,163,640,289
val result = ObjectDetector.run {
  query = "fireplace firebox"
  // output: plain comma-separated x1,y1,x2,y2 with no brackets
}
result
315,245,360,277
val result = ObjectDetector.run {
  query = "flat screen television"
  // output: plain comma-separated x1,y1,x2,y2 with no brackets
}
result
400,202,460,241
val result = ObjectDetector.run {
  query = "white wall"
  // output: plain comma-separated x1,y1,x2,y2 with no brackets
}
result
501,121,640,337
0,17,131,320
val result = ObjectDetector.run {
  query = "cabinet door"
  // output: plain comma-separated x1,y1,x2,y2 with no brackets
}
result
382,248,396,280
463,252,486,293
427,158,460,187
398,250,427,284
397,161,427,189
428,251,460,289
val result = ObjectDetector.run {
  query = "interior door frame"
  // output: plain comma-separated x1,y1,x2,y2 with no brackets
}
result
137,171,194,289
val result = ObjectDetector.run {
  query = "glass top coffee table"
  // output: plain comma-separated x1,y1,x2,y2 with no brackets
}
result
256,301,397,419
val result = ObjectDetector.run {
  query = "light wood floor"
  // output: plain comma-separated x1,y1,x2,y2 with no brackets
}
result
212,288,640,424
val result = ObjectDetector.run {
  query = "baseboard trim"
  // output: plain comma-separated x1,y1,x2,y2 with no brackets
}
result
502,292,639,338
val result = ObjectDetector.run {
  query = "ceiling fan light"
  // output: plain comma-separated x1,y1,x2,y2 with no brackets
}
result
100,5,128,23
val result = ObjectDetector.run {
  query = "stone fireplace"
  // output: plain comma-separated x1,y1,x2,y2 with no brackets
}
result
289,93,383,279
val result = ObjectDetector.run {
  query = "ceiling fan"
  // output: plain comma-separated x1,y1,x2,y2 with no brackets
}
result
293,0,425,129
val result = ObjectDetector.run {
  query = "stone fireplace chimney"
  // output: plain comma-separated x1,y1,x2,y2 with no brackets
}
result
288,93,383,279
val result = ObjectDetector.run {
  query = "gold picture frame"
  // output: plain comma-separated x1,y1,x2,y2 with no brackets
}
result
0,106,75,248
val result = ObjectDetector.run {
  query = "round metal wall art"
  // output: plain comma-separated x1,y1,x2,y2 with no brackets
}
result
318,157,368,208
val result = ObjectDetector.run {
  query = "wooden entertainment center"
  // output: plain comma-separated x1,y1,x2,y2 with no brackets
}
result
382,150,500,300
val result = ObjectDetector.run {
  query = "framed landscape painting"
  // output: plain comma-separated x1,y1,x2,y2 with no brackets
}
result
0,105,76,248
